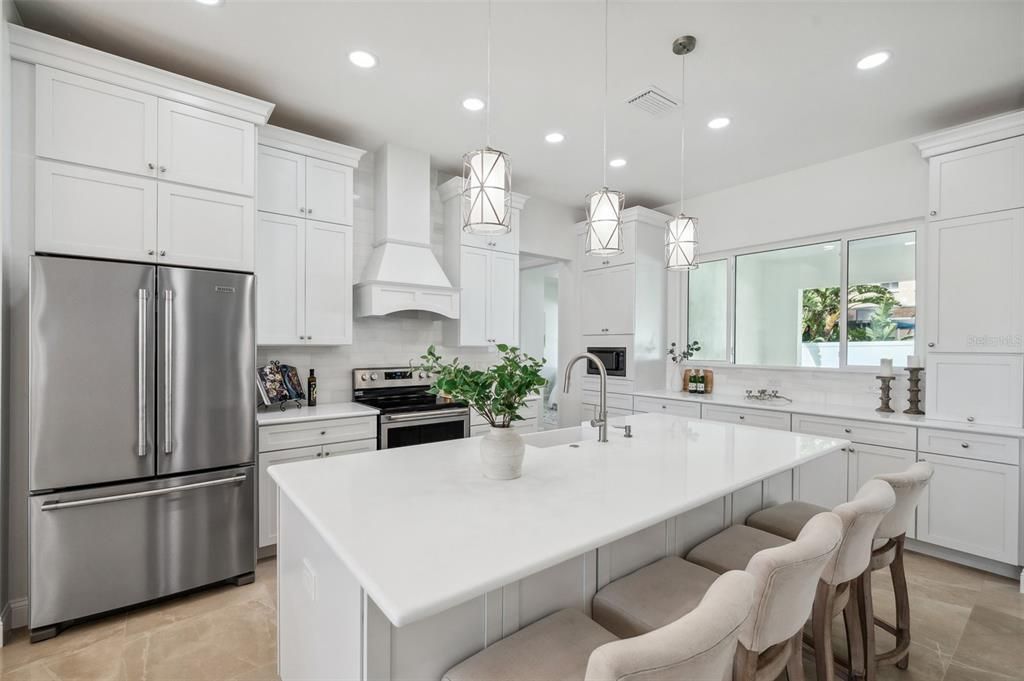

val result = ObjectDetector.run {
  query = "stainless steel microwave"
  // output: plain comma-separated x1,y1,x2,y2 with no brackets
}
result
586,347,627,377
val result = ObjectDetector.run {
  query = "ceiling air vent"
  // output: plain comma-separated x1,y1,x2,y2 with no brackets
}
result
626,86,679,117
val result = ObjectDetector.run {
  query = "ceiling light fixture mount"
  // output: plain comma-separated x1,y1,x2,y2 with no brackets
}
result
545,132,565,143
857,51,891,70
665,34,699,272
461,0,511,236
585,0,625,258
348,50,377,69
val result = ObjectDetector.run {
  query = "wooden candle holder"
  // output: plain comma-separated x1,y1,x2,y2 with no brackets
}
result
904,367,925,415
876,375,895,413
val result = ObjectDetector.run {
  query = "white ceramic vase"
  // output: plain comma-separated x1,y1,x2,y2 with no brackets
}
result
480,427,525,480
669,365,684,392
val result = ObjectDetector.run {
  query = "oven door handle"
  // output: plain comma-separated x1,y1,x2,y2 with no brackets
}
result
381,408,470,423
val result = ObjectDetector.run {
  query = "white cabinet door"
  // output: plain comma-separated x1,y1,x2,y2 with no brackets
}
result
458,247,490,346
35,160,157,262
256,212,306,345
925,353,1023,427
258,146,306,218
158,100,255,196
488,251,519,346
929,137,1024,221
794,448,849,510
462,208,520,253
846,444,917,536
925,209,1024,353
35,66,158,178
304,221,353,345
580,224,636,270
157,183,254,271
258,445,322,547
305,158,354,226
581,265,634,335
702,405,791,431
917,452,1019,563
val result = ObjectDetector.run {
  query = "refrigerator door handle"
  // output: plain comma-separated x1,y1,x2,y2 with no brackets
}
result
39,474,248,511
163,289,173,455
137,289,149,457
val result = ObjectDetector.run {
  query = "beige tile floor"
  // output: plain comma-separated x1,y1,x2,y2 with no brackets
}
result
0,551,1020,681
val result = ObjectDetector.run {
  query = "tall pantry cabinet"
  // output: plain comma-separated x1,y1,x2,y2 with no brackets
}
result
255,126,365,346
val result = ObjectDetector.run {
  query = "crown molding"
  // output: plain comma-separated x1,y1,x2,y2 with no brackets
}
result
259,125,366,167
9,24,274,124
912,109,1024,158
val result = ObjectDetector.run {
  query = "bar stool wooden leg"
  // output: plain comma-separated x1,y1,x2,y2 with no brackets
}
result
733,645,758,681
811,581,837,681
858,569,878,681
844,577,866,681
890,536,911,670
787,632,806,681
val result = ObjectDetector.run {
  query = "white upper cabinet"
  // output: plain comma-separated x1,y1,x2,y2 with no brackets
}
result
580,223,636,271
304,221,353,345
35,159,157,262
928,136,1024,221
451,247,518,347
35,66,158,178
257,146,306,219
158,100,255,196
157,183,254,272
925,353,1023,427
461,210,520,254
305,158,354,226
488,251,519,346
256,213,305,346
582,265,634,335
925,209,1024,353
457,248,490,346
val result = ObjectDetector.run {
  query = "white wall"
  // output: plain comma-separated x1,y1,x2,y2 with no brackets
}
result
519,196,580,261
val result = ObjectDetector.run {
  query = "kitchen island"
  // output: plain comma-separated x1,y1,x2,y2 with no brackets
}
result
269,412,848,681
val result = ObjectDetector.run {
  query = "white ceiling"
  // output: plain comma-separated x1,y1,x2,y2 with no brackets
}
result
14,1,1024,209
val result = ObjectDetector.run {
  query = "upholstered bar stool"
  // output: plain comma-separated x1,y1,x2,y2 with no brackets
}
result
746,462,934,680
441,570,755,681
591,512,843,681
687,480,896,681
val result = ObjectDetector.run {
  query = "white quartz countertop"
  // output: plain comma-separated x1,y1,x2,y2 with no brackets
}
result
257,402,379,426
269,412,847,627
633,389,1024,439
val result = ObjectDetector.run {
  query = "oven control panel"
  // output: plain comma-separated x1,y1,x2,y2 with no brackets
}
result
352,367,433,387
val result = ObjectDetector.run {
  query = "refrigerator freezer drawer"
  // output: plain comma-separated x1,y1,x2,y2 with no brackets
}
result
30,467,255,630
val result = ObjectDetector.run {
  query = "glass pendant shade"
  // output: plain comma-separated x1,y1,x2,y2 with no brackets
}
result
462,146,511,235
585,187,625,256
665,213,698,270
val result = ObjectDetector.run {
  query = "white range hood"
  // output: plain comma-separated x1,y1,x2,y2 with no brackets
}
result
354,144,460,318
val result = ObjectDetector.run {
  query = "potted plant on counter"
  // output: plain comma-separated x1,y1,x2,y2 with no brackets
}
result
667,341,701,391
417,344,547,480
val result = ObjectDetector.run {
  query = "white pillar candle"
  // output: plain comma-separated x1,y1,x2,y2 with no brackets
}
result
906,355,921,368
879,358,894,376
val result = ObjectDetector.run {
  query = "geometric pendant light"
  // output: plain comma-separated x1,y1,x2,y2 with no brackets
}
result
665,35,699,271
585,0,624,257
462,0,512,235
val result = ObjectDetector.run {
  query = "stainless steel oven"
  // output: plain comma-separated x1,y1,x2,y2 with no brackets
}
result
586,346,627,377
379,409,471,449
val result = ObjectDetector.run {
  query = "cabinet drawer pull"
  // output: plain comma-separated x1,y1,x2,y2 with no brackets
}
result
961,442,970,448
147,162,155,171
661,405,666,409
929,210,937,216
320,430,326,436
316,452,323,457
159,166,167,173
307,208,313,215
738,415,745,420
966,416,975,423
602,260,610,265
844,428,852,433
927,342,935,348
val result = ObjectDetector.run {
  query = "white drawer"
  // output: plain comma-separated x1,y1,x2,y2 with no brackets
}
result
633,396,700,418
321,438,378,457
918,428,1020,466
703,405,791,431
259,416,377,452
791,414,916,450
582,390,634,411
582,376,634,395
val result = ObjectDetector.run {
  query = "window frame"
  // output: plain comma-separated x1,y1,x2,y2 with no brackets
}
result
675,220,923,372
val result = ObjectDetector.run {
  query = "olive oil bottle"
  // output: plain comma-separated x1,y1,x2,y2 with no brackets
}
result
307,369,318,407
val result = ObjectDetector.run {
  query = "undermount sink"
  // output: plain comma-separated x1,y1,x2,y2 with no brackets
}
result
520,425,598,449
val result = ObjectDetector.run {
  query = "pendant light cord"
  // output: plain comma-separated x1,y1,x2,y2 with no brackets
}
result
486,0,492,148
679,51,685,212
602,0,608,188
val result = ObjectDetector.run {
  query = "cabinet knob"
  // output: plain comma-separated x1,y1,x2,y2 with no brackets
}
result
739,415,745,420
661,405,666,409
929,210,937,216
927,342,935,347
307,336,312,340
324,451,330,457
966,416,975,423
299,207,306,213
299,335,305,340
159,166,167,173
307,208,313,215
848,447,855,453
844,428,852,433
147,162,155,171
320,430,326,436
147,249,155,255
159,250,166,256
316,452,323,457
961,442,970,448
602,260,610,265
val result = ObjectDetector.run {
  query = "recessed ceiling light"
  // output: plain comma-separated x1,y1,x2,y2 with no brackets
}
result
194,0,223,5
545,132,565,144
609,158,627,168
348,51,377,69
707,117,731,129
462,97,485,112
857,51,891,70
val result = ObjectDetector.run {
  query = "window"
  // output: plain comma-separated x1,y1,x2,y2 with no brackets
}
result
686,259,727,361
682,229,918,369
847,232,916,366
736,241,841,367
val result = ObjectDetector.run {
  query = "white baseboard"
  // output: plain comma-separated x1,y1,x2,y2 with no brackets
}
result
906,538,1022,581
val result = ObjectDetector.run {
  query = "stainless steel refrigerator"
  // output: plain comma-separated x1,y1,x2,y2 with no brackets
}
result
28,255,256,640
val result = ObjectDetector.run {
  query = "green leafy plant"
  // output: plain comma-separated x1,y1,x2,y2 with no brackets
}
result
416,344,547,428
668,341,701,364
802,284,903,343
